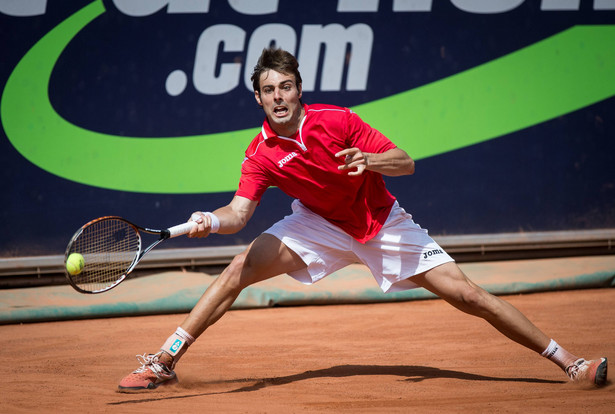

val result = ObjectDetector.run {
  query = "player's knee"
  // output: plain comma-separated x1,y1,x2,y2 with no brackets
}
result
458,285,483,308
427,265,489,314
220,249,270,291
217,252,249,293
454,284,494,317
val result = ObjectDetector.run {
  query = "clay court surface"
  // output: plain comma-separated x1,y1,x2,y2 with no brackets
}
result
2,287,613,413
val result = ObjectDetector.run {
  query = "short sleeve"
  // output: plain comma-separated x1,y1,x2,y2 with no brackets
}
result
235,157,271,202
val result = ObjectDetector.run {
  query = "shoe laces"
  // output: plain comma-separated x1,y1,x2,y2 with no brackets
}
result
134,352,170,378
565,358,586,380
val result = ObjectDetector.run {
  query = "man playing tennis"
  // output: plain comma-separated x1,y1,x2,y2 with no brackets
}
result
118,47,607,391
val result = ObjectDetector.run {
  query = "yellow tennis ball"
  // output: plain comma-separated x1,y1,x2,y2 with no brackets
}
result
66,253,85,276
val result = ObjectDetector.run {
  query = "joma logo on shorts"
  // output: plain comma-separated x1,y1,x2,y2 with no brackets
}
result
278,152,298,168
423,249,444,259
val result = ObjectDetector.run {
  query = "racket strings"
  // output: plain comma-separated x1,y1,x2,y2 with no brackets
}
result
68,219,140,292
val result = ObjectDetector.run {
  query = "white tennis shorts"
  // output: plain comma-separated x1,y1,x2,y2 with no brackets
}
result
264,200,454,292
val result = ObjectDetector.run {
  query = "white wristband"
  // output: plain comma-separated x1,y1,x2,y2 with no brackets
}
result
202,212,220,233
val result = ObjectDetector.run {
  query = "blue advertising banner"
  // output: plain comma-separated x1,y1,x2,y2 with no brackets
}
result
1,0,614,257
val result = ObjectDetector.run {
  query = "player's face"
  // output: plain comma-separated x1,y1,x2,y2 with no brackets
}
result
255,69,304,137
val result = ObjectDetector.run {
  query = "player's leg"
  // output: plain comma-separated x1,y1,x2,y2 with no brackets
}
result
411,262,607,386
180,233,307,338
412,262,550,352
118,233,306,392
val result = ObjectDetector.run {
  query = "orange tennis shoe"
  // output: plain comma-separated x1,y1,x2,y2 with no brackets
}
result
566,357,608,387
118,352,177,392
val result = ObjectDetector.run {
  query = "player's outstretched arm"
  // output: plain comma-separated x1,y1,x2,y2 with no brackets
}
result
337,147,414,177
188,195,258,238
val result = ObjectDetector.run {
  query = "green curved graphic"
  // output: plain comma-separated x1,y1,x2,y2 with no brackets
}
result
1,0,614,194
356,25,615,161
1,0,256,194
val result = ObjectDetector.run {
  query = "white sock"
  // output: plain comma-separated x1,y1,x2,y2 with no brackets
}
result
160,327,195,368
541,339,573,370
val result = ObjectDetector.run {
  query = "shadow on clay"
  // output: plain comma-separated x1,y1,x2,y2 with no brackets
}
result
109,364,566,405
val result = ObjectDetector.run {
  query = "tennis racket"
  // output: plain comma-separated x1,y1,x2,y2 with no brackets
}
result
64,216,197,294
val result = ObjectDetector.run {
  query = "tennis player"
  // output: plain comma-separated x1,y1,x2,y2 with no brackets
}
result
118,48,607,391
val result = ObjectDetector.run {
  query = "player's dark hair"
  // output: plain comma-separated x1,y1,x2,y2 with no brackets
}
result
251,47,302,92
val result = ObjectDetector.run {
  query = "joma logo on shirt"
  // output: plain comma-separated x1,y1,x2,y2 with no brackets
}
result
278,152,298,168
423,249,444,259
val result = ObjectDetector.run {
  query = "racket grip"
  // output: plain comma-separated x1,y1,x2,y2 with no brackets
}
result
167,221,197,238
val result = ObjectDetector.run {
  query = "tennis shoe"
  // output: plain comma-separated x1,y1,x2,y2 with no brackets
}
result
565,357,608,387
118,352,177,392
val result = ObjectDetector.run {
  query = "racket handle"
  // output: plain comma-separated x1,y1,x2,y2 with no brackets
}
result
166,221,197,238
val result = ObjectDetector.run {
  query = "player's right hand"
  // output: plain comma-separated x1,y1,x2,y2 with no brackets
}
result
187,212,212,238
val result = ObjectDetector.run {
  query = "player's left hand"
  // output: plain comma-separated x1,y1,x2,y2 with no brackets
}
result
336,147,367,176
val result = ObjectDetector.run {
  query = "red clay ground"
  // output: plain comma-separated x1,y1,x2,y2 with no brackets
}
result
2,288,614,413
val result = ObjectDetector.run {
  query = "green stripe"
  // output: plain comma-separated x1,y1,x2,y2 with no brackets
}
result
356,25,615,159
1,0,614,194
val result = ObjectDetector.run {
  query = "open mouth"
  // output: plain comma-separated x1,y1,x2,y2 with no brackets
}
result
273,106,289,117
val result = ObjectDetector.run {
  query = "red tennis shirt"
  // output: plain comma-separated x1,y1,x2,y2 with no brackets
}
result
236,103,398,243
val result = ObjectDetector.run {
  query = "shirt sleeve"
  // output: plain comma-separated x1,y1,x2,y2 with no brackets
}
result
235,157,271,202
345,110,397,154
